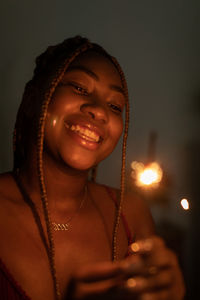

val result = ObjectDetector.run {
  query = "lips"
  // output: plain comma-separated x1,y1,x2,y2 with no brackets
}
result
65,123,101,143
64,119,104,148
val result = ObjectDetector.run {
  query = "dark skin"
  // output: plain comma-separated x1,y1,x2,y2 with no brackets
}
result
0,52,185,300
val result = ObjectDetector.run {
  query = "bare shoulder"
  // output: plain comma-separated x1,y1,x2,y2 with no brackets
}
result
122,191,155,240
98,184,155,240
88,182,155,241
0,172,21,206
0,172,13,195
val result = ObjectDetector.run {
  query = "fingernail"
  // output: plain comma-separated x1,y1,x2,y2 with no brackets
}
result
130,242,140,253
130,239,153,254
126,277,145,290
126,277,137,288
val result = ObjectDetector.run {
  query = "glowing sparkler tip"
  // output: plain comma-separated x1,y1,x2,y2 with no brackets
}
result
139,168,159,185
131,161,163,188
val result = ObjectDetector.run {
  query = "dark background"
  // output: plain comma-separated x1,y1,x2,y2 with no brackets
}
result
0,1,199,299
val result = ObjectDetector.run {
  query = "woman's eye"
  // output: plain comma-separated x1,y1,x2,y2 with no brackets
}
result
70,83,88,95
109,103,122,113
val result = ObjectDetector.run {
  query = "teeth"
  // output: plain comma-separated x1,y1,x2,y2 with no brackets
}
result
68,124,100,142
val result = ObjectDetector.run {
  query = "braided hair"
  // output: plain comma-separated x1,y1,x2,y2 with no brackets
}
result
13,36,129,299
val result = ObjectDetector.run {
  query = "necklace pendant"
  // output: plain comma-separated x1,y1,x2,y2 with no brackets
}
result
52,185,87,232
52,222,69,231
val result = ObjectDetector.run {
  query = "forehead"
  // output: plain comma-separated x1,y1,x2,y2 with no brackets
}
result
67,51,122,86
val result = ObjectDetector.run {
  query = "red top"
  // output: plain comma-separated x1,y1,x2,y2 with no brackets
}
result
0,258,31,300
0,186,133,299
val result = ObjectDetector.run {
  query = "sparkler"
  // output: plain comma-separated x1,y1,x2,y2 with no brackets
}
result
131,161,163,188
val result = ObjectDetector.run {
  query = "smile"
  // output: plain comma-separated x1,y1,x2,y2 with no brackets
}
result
65,123,101,143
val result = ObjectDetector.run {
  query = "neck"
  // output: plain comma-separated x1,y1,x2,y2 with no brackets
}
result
16,152,90,213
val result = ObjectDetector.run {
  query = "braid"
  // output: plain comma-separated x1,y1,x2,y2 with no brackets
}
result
110,56,129,261
13,36,91,170
36,42,94,299
13,36,130,298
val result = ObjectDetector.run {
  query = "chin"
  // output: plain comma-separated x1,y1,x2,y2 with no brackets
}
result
61,155,96,172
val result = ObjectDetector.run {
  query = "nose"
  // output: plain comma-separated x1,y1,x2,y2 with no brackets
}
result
80,102,109,123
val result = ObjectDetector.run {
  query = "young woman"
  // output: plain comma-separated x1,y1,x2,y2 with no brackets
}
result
0,36,185,300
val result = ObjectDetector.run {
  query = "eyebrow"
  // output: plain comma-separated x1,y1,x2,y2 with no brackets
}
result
67,65,125,97
109,84,125,96
67,65,99,81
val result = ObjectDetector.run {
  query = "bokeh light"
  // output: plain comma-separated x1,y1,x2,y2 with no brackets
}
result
180,198,189,210
131,161,163,188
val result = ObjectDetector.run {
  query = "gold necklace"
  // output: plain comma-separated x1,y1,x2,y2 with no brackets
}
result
52,185,87,231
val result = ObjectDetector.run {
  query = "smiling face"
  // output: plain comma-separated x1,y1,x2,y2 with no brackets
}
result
44,51,125,171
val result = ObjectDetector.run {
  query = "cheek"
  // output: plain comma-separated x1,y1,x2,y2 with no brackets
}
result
44,113,63,149
45,111,62,134
49,88,81,114
48,97,71,115
110,117,123,144
98,119,123,163
46,114,60,129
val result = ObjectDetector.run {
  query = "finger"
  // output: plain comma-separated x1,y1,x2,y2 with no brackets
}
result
122,252,171,277
73,261,126,283
68,275,135,300
129,237,178,271
119,255,146,277
146,249,178,270
127,237,185,300
125,269,173,293
127,251,185,300
129,236,165,256
139,290,171,300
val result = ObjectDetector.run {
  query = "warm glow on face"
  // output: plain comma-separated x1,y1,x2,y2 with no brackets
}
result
131,161,163,188
180,198,189,210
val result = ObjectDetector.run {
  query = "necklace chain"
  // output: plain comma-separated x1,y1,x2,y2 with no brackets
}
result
52,185,87,231
13,171,88,299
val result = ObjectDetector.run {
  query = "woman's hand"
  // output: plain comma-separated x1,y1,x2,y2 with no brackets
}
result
65,236,185,300
65,261,138,300
124,236,185,300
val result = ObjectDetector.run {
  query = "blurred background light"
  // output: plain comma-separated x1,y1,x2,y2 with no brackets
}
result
131,161,163,188
180,198,189,210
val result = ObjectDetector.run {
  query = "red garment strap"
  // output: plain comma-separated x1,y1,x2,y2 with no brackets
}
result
0,258,31,300
105,186,133,246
